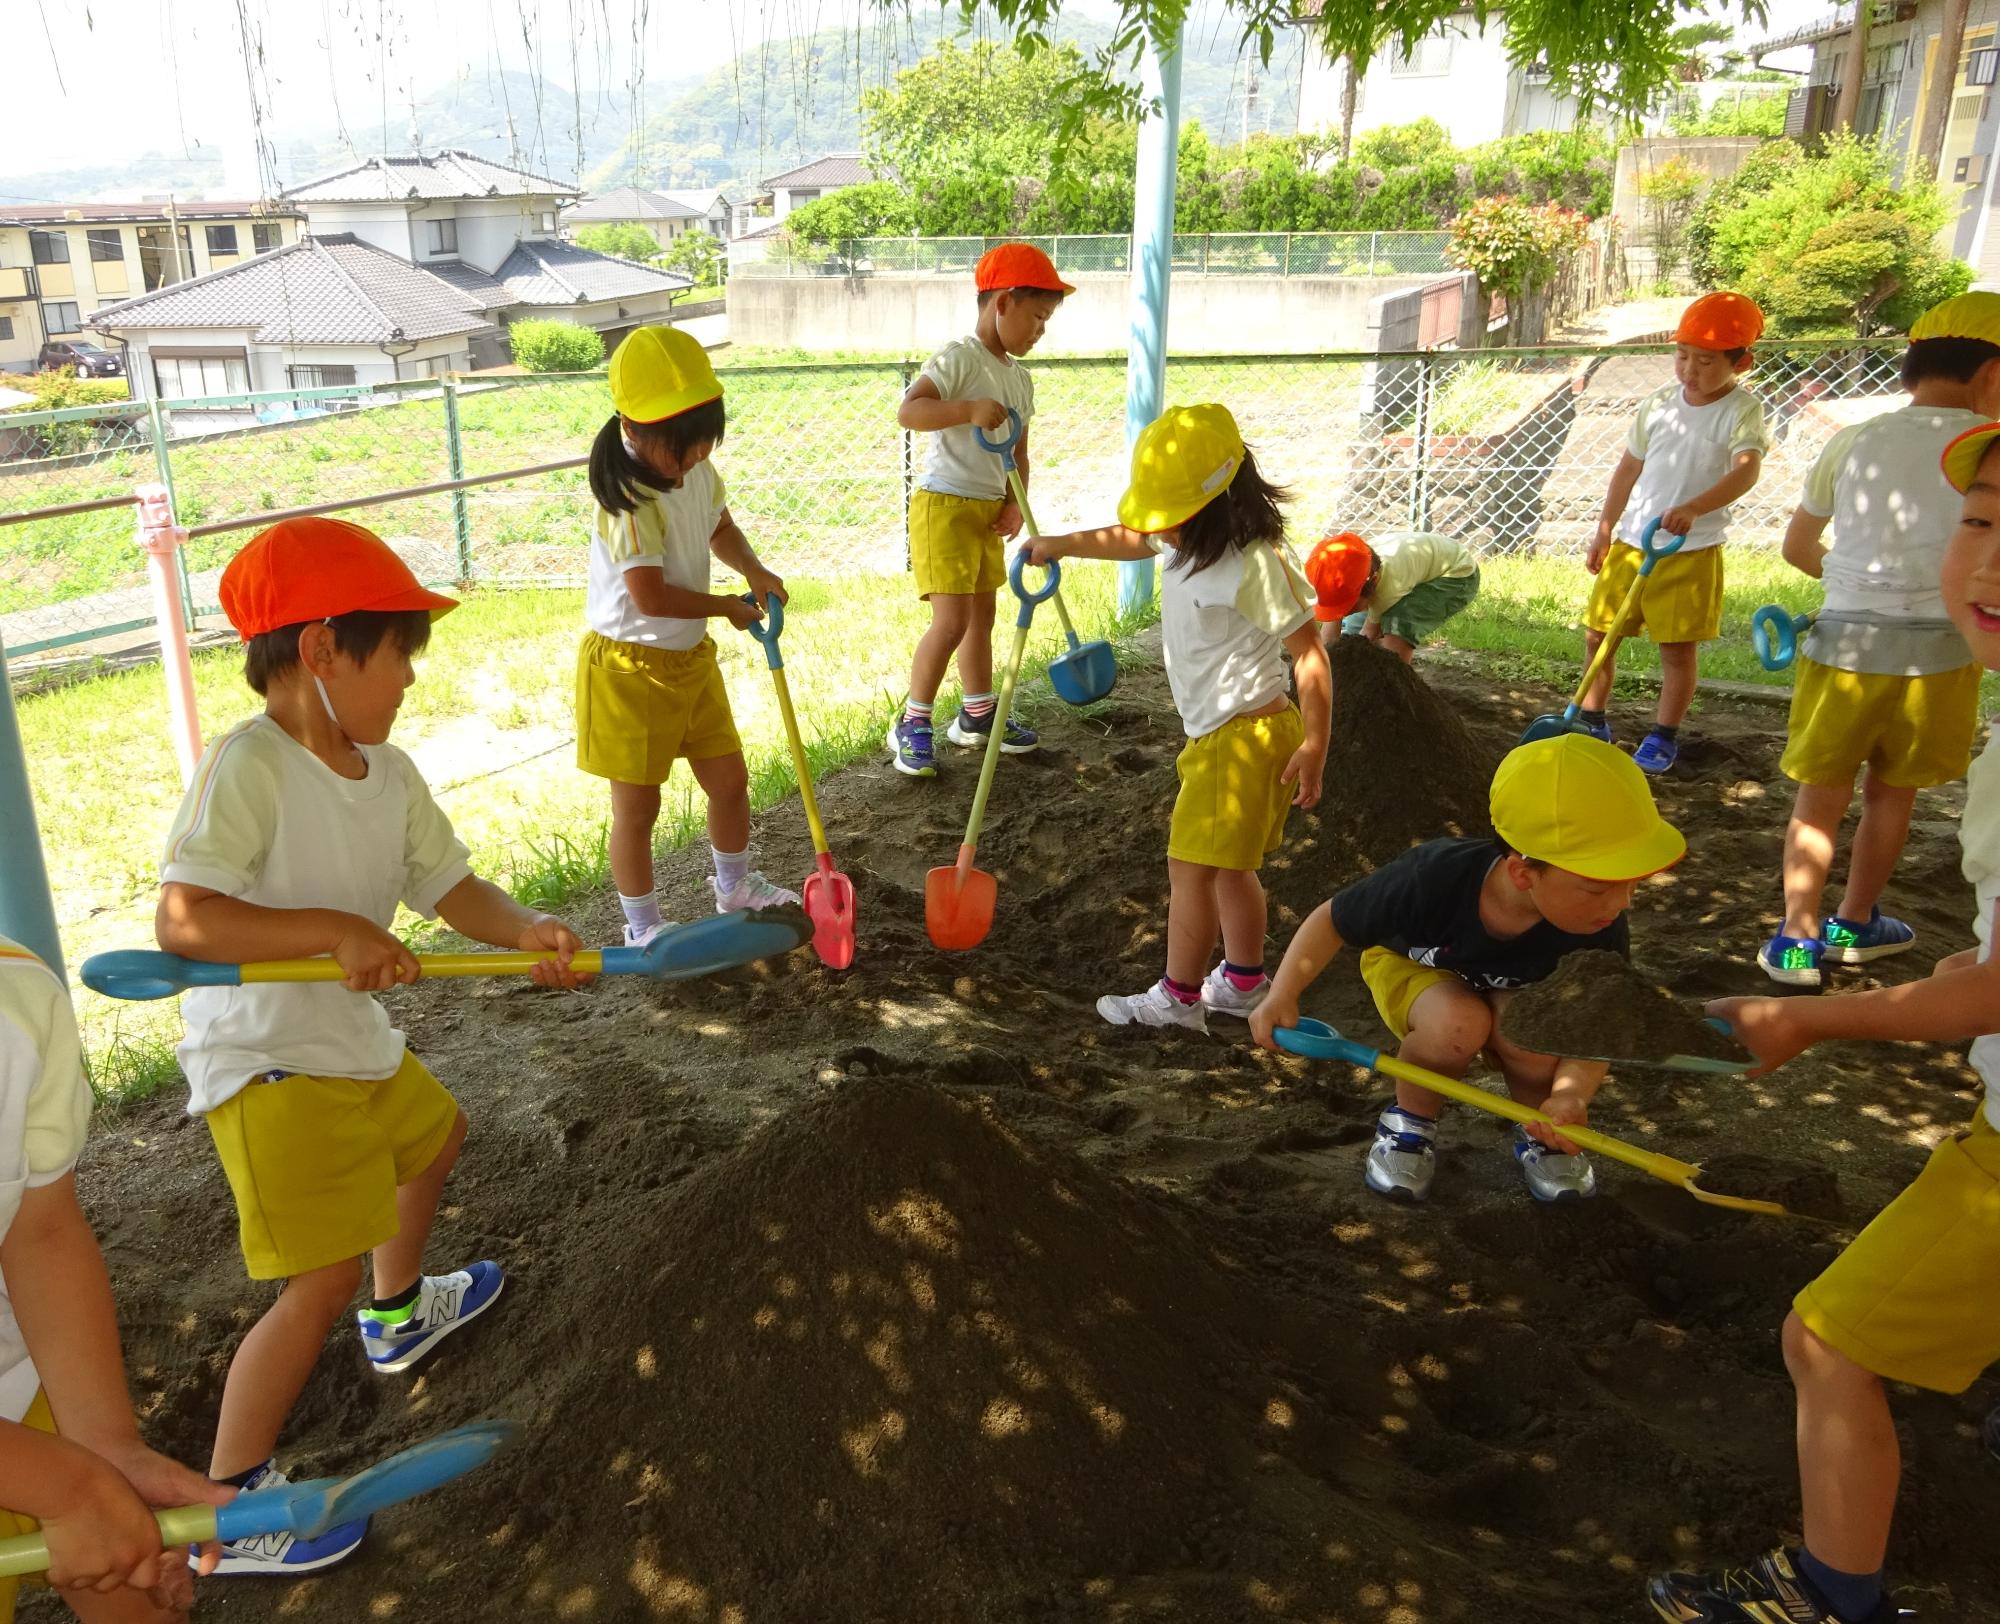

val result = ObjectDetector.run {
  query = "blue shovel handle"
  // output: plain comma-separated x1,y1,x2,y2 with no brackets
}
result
972,406,1024,470
1752,605,1811,672
740,592,784,670
1635,514,1686,574
1007,547,1061,629
1271,1018,1383,1069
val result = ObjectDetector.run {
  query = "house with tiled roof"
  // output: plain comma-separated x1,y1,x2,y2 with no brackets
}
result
90,151,692,404
561,186,707,249
759,153,877,224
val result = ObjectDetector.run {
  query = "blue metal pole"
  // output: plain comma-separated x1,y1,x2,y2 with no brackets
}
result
0,631,65,980
1119,22,1184,616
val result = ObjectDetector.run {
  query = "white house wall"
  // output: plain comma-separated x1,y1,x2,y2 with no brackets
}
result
299,201,416,261
455,198,562,274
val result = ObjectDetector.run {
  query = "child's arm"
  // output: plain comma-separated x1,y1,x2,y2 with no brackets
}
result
433,876,591,989
1661,449,1762,540
1591,451,1644,572
708,504,787,612
899,375,1007,434
1282,623,1330,811
1025,523,1155,565
1781,506,1830,579
621,558,764,632
159,881,421,991
1248,902,1346,1051
1531,1057,1612,1154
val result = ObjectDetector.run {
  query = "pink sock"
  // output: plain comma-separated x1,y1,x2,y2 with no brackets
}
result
1222,960,1266,992
1160,976,1201,1005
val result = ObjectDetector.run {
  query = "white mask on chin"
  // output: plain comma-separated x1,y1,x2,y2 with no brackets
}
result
311,618,342,729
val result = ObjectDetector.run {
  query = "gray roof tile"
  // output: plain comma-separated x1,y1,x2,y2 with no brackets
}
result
760,152,874,191
490,239,692,305
563,187,702,223
285,150,575,203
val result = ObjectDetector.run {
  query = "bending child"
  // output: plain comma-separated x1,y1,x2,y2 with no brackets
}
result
1305,530,1480,663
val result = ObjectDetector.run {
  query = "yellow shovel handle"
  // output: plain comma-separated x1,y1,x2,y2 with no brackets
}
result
765,662,830,858
242,951,607,985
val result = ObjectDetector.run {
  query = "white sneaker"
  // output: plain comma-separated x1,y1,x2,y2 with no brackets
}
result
1096,980,1208,1031
708,871,801,912
623,919,679,947
206,1464,368,1575
1200,964,1268,1019
1364,1107,1438,1202
1512,1128,1598,1202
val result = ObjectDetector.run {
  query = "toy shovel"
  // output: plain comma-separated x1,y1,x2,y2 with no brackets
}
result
81,911,806,1001
926,550,1061,950
0,1419,521,1578
1752,604,1815,671
1521,517,1684,744
1273,1019,1794,1217
742,592,857,968
975,408,1117,707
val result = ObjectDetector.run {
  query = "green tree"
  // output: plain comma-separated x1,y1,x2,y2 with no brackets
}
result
1638,155,1706,284
660,232,724,288
1447,195,1590,343
1670,87,1789,137
508,320,606,372
573,222,662,261
786,182,920,247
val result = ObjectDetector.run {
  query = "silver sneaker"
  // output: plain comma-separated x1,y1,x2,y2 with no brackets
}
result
708,870,801,912
1512,1128,1597,1202
1365,1107,1437,1202
623,918,679,948
1199,964,1268,1019
1096,980,1208,1031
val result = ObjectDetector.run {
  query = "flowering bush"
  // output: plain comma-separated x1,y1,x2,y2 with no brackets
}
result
1448,196,1591,343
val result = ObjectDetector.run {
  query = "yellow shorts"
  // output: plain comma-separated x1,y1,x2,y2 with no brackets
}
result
910,488,1006,599
1167,707,1305,872
1780,657,1982,789
575,631,742,786
1793,1109,2000,1394
205,1050,460,1280
1583,541,1725,644
0,1389,54,1617
1359,947,1460,1040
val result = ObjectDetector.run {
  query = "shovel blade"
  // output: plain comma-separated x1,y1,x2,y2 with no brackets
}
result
803,866,858,969
1518,712,1589,745
925,863,997,951
1049,640,1118,707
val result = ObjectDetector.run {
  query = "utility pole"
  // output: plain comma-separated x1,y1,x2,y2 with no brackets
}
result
1916,0,1974,174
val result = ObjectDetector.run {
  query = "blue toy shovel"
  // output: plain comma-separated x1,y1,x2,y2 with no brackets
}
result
1751,604,1815,672
0,1419,522,1578
81,911,806,1001
974,408,1117,707
1520,517,1685,744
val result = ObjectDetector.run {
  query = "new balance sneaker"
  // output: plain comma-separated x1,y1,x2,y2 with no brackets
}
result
208,1464,367,1575
708,871,801,912
358,1261,505,1375
1759,933,1823,990
946,709,1039,753
1512,1126,1597,1202
1096,980,1208,1031
1634,730,1680,774
623,918,679,948
1199,964,1268,1019
1821,909,1916,966
1646,1548,1903,1624
1364,1107,1437,1202
888,714,937,778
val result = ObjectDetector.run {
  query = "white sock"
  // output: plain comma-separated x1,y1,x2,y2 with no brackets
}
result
618,890,662,934
712,845,750,892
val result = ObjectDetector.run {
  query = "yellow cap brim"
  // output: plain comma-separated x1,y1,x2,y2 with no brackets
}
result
1941,422,2000,493
1542,817,1687,883
1116,485,1205,534
618,384,724,425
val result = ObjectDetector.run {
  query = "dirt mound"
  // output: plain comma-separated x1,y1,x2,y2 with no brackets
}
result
1499,949,1754,1064
1698,1151,1844,1222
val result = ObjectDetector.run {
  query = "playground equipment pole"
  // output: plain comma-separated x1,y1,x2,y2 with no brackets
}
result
0,630,64,980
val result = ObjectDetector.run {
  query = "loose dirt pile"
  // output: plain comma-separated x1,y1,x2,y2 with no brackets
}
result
1499,948,1755,1064
1698,1151,1845,1223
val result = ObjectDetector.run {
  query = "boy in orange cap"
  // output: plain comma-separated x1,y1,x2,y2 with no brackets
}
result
1579,290,1769,773
890,242,1071,777
153,516,590,1576
1305,529,1481,663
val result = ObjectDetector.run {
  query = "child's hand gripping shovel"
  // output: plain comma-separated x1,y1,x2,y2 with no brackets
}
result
975,407,1117,707
925,550,1061,950
1520,516,1685,744
1751,604,1815,671
81,912,806,1001
740,591,857,968
0,1419,521,1579
1271,1019,1797,1217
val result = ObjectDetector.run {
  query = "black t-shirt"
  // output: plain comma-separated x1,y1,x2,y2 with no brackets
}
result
1329,836,1628,991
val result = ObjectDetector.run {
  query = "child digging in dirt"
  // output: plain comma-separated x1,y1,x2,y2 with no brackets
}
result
0,936,231,1624
1303,529,1481,663
1643,420,2000,1624
1756,292,2000,990
1026,403,1330,1031
888,243,1070,777
155,518,592,1575
580,324,798,943
1249,734,1686,1204
1578,291,1769,774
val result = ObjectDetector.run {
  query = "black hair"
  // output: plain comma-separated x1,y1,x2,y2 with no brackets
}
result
1166,444,1290,576
243,609,433,696
1722,346,1750,364
1361,551,1383,603
587,397,728,516
976,285,1067,310
1902,335,2000,388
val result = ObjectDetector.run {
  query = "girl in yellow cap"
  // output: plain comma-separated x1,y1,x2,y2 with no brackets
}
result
1026,404,1330,1031
581,326,798,943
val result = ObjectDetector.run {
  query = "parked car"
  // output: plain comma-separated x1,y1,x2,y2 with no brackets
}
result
37,340,123,378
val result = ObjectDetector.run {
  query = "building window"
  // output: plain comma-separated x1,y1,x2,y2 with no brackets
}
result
790,190,820,206
87,229,123,263
29,230,69,265
206,224,239,256
40,301,81,334
1970,47,2000,87
539,212,556,233
0,317,12,341
253,222,282,252
1391,36,1453,75
428,218,459,254
287,363,358,389
153,353,251,401
136,224,195,291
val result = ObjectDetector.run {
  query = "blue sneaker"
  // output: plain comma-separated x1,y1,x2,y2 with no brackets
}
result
208,1463,367,1575
1579,716,1613,743
357,1261,504,1375
1758,934,1823,990
1821,908,1916,966
947,709,1039,753
1633,730,1679,774
887,714,937,778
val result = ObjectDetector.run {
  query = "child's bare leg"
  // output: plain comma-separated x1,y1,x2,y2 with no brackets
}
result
954,589,998,697
1164,858,1220,986
908,594,973,706
1656,640,1699,728
1835,773,1918,924
689,750,751,852
210,1256,363,1478
1486,1007,1560,1109
1781,779,1852,940
608,780,663,898
1381,632,1417,664
1392,980,1494,1118
67,1582,193,1624
1212,867,1268,972
371,1109,468,1300
1580,627,1616,711
1784,1312,1899,1574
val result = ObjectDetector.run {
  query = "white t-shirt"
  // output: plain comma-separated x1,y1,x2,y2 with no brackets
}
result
1963,724,2000,1130
1152,538,1315,738
0,937,93,1424
1618,383,1769,553
585,461,728,651
1366,532,1478,624
917,336,1034,501
161,716,472,1114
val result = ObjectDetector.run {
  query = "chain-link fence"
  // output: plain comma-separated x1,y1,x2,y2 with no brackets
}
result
733,231,1455,280
1,338,1912,665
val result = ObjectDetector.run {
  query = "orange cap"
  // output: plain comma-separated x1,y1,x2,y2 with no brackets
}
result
1675,291,1764,351
220,516,458,640
1304,532,1375,621
974,242,1074,295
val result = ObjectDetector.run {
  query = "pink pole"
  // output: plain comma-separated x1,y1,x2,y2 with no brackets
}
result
135,483,204,786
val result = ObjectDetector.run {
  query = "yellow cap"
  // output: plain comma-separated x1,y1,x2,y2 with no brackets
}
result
609,326,723,424
1116,404,1246,534
1909,291,2000,345
1490,734,1686,881
1942,420,2000,493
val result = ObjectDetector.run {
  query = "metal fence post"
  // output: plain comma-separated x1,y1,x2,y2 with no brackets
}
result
442,377,473,582
1409,353,1433,531
1370,232,1380,274
1281,234,1291,277
145,396,196,631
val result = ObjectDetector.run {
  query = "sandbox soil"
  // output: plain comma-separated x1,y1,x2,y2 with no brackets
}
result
47,640,1999,1624
1499,949,1757,1065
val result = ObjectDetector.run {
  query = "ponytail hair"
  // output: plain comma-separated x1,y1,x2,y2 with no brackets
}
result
587,395,729,516
1168,444,1290,575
